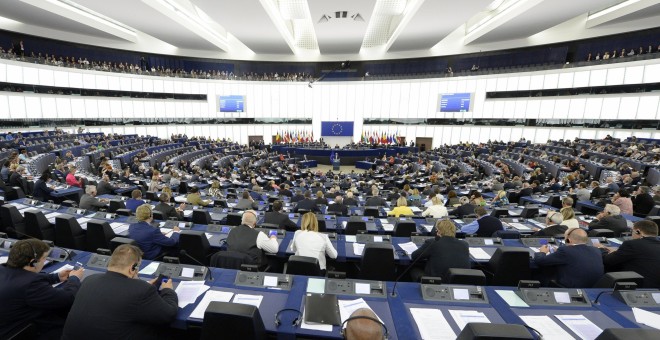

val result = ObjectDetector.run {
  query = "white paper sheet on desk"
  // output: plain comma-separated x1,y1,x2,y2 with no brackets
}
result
399,242,418,255
338,298,383,328
469,248,491,260
409,308,456,339
301,307,333,332
138,262,159,275
175,281,209,308
449,310,490,331
76,217,91,230
174,196,187,203
50,264,75,287
190,290,234,319
352,243,365,256
410,207,422,212
205,233,213,239
341,221,347,228
454,219,464,224
381,223,394,231
495,290,529,307
0,256,7,264
345,235,357,243
110,222,129,234
233,294,263,308
161,228,174,238
379,219,389,224
555,314,602,340
508,209,522,215
421,224,433,232
632,308,660,330
183,210,193,217
519,315,575,340
510,223,532,231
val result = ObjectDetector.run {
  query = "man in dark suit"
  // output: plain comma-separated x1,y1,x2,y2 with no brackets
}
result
533,228,604,288
32,171,55,202
0,239,83,338
327,195,349,216
235,191,258,210
129,204,180,260
410,220,470,282
460,207,503,237
290,189,305,203
279,184,294,198
588,204,629,237
95,174,117,196
293,191,319,213
600,220,660,288
632,186,655,216
62,244,178,340
365,188,387,207
343,191,359,206
264,200,297,231
9,165,27,194
590,181,608,199
453,196,476,217
153,193,185,221
533,210,568,237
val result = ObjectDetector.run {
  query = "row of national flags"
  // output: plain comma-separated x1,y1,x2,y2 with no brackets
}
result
274,130,313,143
361,130,400,145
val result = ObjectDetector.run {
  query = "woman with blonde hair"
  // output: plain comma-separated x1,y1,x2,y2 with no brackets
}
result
387,197,414,217
491,190,509,206
560,207,579,229
421,196,448,218
207,180,223,198
160,186,174,202
291,212,337,272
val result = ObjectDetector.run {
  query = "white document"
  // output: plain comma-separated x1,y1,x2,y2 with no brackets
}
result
76,217,91,230
632,308,660,330
205,233,213,240
175,281,209,308
179,222,187,229
379,219,389,224
355,283,371,295
345,235,357,243
51,264,74,274
183,210,193,217
409,308,456,340
421,224,433,232
352,243,365,256
399,242,419,256
138,262,159,275
448,309,490,330
555,315,602,340
607,238,623,245
263,276,278,287
381,223,395,231
469,248,492,260
45,212,63,224
0,256,7,264
495,290,529,307
233,294,263,308
373,236,383,243
510,223,531,231
341,221,347,228
519,315,575,340
454,219,464,224
338,298,383,328
410,207,422,212
189,290,234,319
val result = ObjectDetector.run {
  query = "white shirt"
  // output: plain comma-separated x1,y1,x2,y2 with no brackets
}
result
421,204,449,218
256,231,279,254
291,230,337,270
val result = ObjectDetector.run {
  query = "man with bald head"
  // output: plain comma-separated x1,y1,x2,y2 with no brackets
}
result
343,308,384,340
226,210,278,267
533,228,604,287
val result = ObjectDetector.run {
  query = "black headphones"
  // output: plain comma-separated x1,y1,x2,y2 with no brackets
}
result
131,263,139,271
340,315,388,340
25,241,38,267
274,308,302,327
564,227,582,244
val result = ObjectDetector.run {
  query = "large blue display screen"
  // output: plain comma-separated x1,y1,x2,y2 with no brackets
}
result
438,93,473,112
219,95,245,112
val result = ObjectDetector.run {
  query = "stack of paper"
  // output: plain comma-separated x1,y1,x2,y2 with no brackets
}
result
519,315,574,340
555,315,602,340
190,290,234,319
469,248,491,260
175,281,210,308
233,294,263,308
381,223,395,231
409,308,456,339
448,310,490,330
353,243,365,256
410,207,422,213
399,242,419,256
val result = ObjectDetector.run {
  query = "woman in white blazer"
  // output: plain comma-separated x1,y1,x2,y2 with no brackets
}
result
292,212,338,272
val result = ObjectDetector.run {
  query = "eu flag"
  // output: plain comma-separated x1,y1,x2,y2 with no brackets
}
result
321,122,354,136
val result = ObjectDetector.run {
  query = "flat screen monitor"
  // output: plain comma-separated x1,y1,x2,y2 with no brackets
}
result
438,93,473,112
219,95,245,112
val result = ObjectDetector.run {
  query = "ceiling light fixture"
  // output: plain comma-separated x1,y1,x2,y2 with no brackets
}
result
47,0,137,37
587,0,641,20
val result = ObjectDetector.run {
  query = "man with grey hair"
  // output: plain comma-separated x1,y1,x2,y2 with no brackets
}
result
365,188,386,207
632,186,655,215
79,185,108,211
226,210,278,266
588,204,629,237
533,228,604,288
533,210,567,237
8,165,26,193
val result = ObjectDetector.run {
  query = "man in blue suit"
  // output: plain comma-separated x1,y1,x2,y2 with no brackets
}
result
128,204,180,260
533,228,604,288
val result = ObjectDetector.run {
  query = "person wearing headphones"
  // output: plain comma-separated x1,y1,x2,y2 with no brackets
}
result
263,200,298,231
62,245,178,340
532,210,568,237
226,210,278,267
588,204,629,237
533,228,604,287
599,220,660,288
409,219,470,282
129,204,180,260
343,308,385,340
0,239,83,338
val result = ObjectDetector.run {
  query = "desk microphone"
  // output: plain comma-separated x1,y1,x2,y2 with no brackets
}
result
390,237,436,297
6,227,76,260
179,250,213,281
